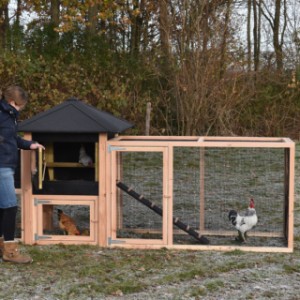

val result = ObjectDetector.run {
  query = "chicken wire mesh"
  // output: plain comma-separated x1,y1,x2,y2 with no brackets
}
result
173,147,287,247
116,151,163,240
116,146,289,247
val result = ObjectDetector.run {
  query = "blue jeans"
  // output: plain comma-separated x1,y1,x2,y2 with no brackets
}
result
0,168,17,209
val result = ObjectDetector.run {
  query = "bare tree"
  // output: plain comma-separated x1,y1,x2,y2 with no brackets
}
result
247,0,252,71
130,0,145,56
219,0,233,78
259,0,287,70
252,0,261,71
161,0,243,135
158,0,171,60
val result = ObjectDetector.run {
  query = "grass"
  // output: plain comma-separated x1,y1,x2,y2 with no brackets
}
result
205,279,224,292
1,242,299,299
3,144,300,299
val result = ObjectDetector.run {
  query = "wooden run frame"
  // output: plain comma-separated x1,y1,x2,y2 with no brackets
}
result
19,135,295,253
106,136,295,253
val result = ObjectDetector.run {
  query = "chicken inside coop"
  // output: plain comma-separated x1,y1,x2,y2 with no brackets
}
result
57,209,81,235
52,143,95,180
79,145,93,167
32,142,98,195
42,205,90,236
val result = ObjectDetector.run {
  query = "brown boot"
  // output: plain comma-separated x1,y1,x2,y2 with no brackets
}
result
3,240,33,264
0,236,3,258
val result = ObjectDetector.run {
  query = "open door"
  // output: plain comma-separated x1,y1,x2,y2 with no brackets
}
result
31,148,45,190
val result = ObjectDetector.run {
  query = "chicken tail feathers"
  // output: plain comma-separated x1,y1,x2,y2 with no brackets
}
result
228,210,238,226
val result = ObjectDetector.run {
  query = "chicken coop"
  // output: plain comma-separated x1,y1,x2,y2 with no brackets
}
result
17,98,133,246
17,100,295,252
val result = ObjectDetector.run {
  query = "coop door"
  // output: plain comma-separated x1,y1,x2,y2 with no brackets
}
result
34,197,97,244
110,147,168,245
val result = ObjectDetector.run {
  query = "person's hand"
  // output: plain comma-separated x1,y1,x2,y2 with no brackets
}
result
30,142,45,150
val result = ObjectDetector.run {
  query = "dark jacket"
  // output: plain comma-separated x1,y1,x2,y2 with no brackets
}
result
0,99,33,169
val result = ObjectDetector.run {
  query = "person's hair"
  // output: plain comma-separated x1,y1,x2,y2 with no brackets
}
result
3,86,28,105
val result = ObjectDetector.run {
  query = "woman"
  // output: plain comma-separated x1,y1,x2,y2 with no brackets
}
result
0,86,44,263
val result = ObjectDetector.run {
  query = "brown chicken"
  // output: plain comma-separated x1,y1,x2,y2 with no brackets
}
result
57,209,80,235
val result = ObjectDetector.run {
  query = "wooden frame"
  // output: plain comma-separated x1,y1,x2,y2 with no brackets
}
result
33,196,97,245
109,146,168,247
20,133,105,246
19,134,295,252
106,136,295,253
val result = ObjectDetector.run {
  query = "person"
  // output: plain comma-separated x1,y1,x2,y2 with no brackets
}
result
0,86,45,263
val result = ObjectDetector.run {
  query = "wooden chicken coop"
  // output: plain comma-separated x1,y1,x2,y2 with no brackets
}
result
17,101,295,252
18,98,133,246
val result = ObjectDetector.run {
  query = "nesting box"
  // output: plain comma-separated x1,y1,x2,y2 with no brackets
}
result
18,102,295,252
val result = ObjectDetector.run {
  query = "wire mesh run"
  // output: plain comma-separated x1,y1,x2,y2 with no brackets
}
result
115,146,289,248
116,151,163,240
173,147,287,247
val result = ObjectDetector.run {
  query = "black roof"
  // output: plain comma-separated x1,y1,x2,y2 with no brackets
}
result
18,98,133,134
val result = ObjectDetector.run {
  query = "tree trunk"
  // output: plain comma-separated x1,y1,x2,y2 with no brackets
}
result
130,0,144,56
273,0,283,70
252,0,261,71
159,0,171,60
50,0,60,43
219,0,232,78
50,0,60,26
16,0,21,26
87,2,98,37
0,2,8,50
247,0,252,71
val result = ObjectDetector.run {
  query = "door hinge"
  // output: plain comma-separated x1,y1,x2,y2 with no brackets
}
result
34,234,52,241
108,237,126,245
34,199,52,206
107,145,127,153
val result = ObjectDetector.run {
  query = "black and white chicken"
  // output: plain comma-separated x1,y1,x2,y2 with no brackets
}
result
228,198,258,242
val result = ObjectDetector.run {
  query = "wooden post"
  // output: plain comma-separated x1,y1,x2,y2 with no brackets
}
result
116,151,123,231
95,142,99,181
98,133,107,246
199,147,205,232
167,145,173,246
21,133,34,244
287,145,295,251
145,102,151,136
